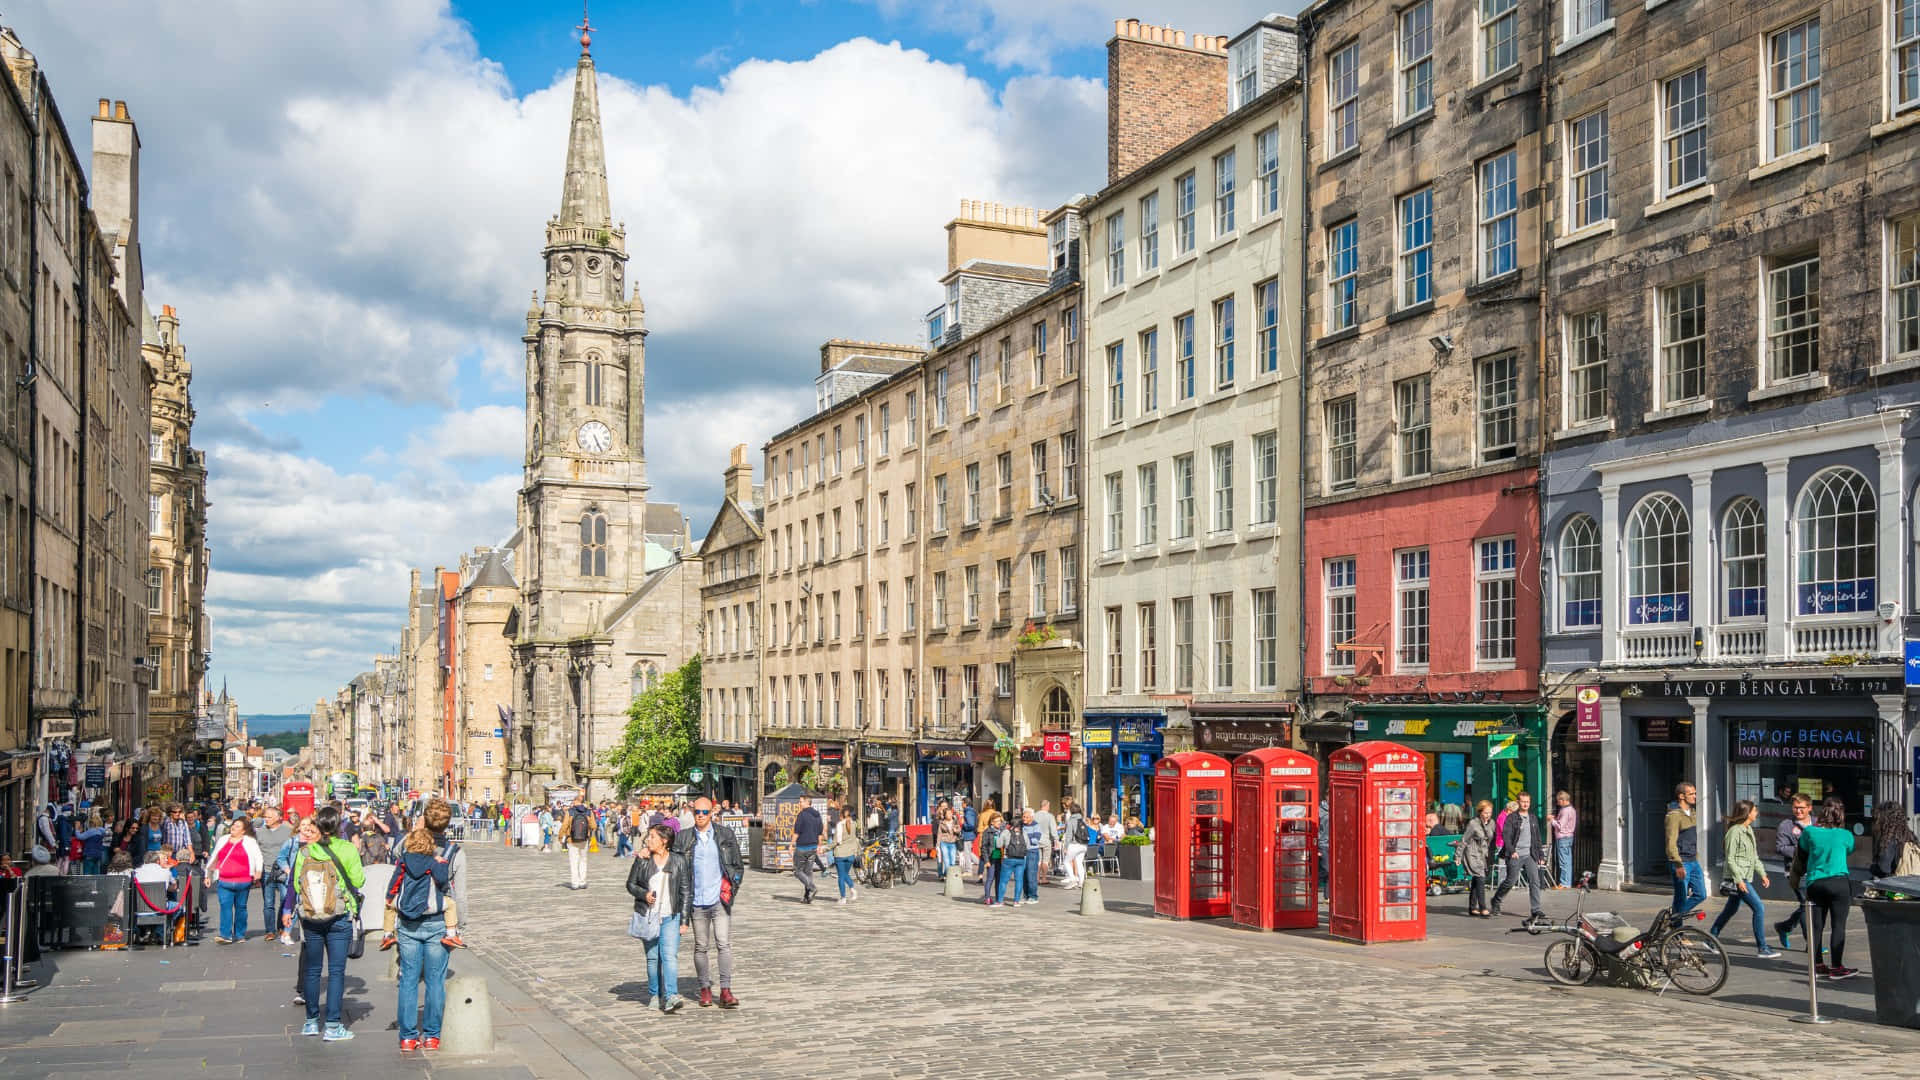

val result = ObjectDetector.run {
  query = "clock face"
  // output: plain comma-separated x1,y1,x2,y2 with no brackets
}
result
576,421,612,453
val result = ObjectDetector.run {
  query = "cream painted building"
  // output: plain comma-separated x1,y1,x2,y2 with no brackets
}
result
758,339,923,804
1082,20,1305,824
696,446,762,805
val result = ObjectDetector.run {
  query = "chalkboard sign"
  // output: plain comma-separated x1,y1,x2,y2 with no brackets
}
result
758,784,826,871
718,812,749,855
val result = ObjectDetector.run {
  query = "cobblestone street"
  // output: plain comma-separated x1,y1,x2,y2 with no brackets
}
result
461,843,1920,1078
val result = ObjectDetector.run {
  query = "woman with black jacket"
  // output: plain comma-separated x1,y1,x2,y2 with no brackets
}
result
626,824,692,1014
1870,804,1919,878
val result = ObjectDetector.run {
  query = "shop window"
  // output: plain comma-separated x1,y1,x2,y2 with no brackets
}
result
1794,467,1875,615
1720,498,1767,619
1626,493,1690,624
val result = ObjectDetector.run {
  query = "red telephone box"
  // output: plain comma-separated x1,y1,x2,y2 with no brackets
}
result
282,781,316,819
1229,747,1320,931
1151,751,1233,920
1328,741,1427,944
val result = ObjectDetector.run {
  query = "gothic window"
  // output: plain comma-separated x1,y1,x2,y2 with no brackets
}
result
1625,493,1689,624
579,510,607,576
584,355,604,406
1042,686,1072,730
1794,467,1875,615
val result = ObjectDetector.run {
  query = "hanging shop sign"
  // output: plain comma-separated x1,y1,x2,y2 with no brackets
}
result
860,744,903,763
1575,686,1603,742
817,744,845,766
918,743,972,764
1905,640,1920,688
84,763,106,788
1732,718,1871,764
1042,732,1072,763
790,743,817,759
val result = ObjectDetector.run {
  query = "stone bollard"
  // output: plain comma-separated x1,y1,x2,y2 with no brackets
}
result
943,865,965,898
1079,875,1105,916
439,973,494,1054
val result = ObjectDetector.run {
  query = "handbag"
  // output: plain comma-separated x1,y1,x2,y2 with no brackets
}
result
628,909,662,941
1717,877,1742,898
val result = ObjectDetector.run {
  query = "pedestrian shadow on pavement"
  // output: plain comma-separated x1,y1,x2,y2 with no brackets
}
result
610,978,698,1004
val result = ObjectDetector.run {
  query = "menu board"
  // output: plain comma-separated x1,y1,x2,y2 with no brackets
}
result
760,795,828,870
718,812,749,855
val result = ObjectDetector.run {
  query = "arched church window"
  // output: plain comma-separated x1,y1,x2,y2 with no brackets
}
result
579,511,607,576
585,355,604,406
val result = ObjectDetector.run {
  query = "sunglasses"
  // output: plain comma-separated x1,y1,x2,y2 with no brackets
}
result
693,809,712,815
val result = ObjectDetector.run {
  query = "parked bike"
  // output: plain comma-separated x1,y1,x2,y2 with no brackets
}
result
1516,872,1729,995
860,833,920,888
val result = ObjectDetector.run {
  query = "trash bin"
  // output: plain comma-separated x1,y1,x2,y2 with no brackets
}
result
1861,898,1920,1029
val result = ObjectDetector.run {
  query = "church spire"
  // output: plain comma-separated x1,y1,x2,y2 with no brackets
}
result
557,6,612,230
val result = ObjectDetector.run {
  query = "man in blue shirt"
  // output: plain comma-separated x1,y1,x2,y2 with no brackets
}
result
671,797,742,1008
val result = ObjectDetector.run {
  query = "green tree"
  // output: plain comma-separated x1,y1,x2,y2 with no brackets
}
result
602,654,701,794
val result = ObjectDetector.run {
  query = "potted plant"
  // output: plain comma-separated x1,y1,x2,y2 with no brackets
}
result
993,736,1017,768
1117,833,1153,880
1015,620,1059,648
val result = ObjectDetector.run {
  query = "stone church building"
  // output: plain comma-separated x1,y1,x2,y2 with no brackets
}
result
506,32,701,802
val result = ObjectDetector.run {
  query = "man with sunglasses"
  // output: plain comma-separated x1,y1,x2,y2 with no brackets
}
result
671,797,743,1008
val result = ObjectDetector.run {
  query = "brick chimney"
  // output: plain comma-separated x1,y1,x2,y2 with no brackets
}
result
723,444,754,507
1107,19,1230,185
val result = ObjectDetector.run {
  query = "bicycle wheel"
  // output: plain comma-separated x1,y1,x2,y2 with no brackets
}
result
1659,928,1729,995
894,851,917,886
1543,938,1598,986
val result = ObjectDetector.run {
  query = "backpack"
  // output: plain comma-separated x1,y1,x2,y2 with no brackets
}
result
1072,816,1090,845
389,842,455,920
569,809,591,842
1004,823,1028,859
297,841,355,921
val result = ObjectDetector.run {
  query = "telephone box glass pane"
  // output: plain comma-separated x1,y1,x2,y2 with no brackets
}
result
1382,871,1416,888
1382,837,1413,853
1381,786,1415,802
1280,787,1311,802
1381,803,1414,821
1382,888,1416,904
1380,853,1414,871
1381,904,1415,921
1279,804,1307,819
1382,821,1413,837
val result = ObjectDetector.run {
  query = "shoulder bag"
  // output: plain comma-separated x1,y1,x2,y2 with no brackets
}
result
309,841,367,959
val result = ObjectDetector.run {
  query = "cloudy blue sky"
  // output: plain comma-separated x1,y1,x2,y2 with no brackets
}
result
12,0,1291,712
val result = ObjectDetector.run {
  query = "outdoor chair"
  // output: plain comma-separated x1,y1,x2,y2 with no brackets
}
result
129,878,183,949
1088,843,1120,877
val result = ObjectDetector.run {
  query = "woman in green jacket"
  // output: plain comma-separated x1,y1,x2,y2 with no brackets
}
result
1708,800,1779,957
1795,798,1858,980
292,806,367,1041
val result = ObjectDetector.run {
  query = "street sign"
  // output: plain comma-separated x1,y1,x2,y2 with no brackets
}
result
688,767,704,782
1905,639,1920,688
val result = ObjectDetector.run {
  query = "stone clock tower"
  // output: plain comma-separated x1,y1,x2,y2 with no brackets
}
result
509,23,701,801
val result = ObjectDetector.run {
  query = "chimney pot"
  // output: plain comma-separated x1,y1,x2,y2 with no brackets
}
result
98,98,110,117
1174,30,1187,46
114,101,128,120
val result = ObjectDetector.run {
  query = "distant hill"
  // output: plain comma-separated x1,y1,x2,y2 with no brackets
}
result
257,730,307,755
241,714,310,736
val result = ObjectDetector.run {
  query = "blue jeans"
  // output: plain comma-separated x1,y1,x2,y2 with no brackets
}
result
301,915,353,1023
1554,836,1574,888
1022,851,1040,901
834,855,856,897
996,855,1018,903
81,855,105,875
644,913,682,1006
938,841,957,873
217,880,251,940
396,915,449,1041
1672,860,1706,915
1710,881,1767,948
261,879,285,935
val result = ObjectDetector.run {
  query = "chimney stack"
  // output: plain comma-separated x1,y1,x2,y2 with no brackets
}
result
723,443,754,507
1106,18,1229,185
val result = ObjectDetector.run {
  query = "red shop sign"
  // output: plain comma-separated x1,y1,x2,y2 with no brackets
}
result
1042,732,1072,763
791,743,817,758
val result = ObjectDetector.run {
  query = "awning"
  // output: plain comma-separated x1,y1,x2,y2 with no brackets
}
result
963,719,1011,746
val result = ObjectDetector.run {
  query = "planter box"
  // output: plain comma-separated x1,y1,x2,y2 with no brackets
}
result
1118,843,1153,881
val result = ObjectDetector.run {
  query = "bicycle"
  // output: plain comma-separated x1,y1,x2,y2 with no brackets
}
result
1517,873,1729,995
859,833,918,888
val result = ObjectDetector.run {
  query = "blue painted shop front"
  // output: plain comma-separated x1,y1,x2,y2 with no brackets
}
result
1082,712,1165,827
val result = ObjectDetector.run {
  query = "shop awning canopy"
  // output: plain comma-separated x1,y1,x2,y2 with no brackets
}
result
963,719,1011,746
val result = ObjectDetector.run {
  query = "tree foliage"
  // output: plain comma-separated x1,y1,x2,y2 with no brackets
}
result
602,654,701,795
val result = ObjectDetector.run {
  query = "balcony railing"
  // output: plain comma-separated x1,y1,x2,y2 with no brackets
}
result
1627,616,1882,665
1713,624,1766,659
1620,627,1690,663
1791,617,1878,658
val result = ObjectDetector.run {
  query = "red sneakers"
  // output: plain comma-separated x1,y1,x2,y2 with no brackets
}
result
399,1038,419,1053
422,1037,441,1051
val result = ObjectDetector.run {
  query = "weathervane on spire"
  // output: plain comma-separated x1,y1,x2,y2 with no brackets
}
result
577,1,594,56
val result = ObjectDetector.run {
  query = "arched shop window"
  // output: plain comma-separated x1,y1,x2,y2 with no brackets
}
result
1719,497,1766,619
1625,493,1689,624
1556,514,1600,630
1794,467,1875,615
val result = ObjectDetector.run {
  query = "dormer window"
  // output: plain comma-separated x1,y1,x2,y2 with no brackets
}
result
1048,217,1068,271
1230,37,1259,110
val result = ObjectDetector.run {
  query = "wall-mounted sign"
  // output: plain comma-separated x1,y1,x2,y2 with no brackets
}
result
790,743,817,758
1906,640,1920,688
84,763,106,788
1637,716,1691,744
817,744,844,765
1628,594,1689,625
1733,719,1870,764
1606,675,1899,699
1798,580,1874,616
1194,720,1290,755
1575,686,1602,742
1080,726,1113,748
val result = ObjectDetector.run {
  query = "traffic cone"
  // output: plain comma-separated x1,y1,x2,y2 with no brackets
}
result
943,864,965,897
1079,876,1105,916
